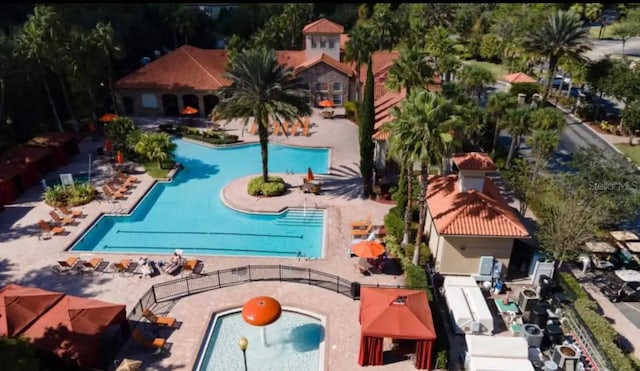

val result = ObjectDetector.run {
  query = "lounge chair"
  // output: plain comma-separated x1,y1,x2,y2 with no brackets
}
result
273,121,281,136
352,224,374,238
302,120,310,137
103,185,124,200
132,329,166,350
53,257,80,274
38,220,66,238
249,122,258,135
282,121,290,136
118,171,139,183
82,258,110,274
351,215,372,229
59,205,83,218
107,181,128,194
300,180,321,195
290,121,300,136
143,309,177,327
113,259,137,276
113,175,134,189
182,259,204,276
49,210,74,226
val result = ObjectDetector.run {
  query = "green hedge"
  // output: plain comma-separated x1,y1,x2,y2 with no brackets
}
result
247,176,286,197
560,273,636,371
179,127,241,145
384,212,404,242
385,236,431,300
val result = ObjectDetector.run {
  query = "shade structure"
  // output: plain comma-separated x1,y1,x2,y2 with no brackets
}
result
105,139,113,152
358,288,436,369
242,296,282,326
115,151,124,164
351,240,385,258
180,106,198,115
2,145,54,172
502,72,536,84
0,284,128,369
98,113,118,123
307,167,315,182
28,133,79,167
318,99,334,108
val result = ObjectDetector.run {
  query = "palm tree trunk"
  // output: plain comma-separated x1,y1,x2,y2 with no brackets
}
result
355,68,361,103
505,135,518,169
107,58,119,114
414,162,429,265
57,71,79,132
542,56,557,102
40,64,64,132
86,78,98,124
257,119,270,182
491,117,501,155
402,162,412,245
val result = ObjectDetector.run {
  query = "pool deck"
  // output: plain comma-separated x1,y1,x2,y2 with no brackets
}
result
0,110,420,370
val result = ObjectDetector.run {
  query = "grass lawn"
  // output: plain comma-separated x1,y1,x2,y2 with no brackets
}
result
615,144,640,163
589,24,618,39
465,60,510,81
143,161,174,179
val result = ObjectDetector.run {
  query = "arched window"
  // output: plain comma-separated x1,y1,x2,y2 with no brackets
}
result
141,93,158,108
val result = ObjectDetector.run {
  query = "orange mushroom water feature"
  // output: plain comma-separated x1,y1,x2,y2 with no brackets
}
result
242,296,282,346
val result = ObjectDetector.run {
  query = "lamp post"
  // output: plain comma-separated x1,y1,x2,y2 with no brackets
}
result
238,336,248,371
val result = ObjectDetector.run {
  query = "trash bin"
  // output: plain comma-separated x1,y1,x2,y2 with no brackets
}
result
350,282,361,299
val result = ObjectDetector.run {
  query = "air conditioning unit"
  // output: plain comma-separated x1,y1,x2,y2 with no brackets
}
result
551,345,580,371
522,324,543,348
518,288,539,313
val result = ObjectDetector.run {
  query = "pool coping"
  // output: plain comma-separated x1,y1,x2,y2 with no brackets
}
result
193,306,327,371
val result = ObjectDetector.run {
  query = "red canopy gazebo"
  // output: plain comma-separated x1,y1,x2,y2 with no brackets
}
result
358,288,436,369
28,133,79,167
0,284,129,369
2,145,56,173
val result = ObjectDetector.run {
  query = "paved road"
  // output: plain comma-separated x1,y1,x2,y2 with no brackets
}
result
615,301,640,329
585,38,640,60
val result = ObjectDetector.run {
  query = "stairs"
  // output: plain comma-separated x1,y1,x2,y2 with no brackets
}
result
273,209,324,226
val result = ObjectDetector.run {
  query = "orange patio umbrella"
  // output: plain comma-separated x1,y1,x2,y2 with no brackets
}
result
306,167,315,182
242,296,282,345
98,113,118,123
104,139,113,152
180,106,198,115
351,240,385,258
115,151,124,164
318,99,334,108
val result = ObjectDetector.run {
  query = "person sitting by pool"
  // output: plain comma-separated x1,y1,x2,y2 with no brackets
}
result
138,256,153,279
162,252,182,274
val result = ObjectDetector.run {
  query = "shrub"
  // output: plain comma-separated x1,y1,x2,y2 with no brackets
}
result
181,132,241,145
435,350,448,369
558,272,588,300
404,243,431,266
247,176,285,197
42,183,96,207
384,236,432,300
509,82,540,101
384,212,404,241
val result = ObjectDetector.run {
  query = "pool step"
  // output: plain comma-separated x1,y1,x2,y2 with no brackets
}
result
273,209,324,226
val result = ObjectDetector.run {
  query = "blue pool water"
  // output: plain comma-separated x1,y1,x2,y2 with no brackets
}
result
70,139,330,257
196,309,325,371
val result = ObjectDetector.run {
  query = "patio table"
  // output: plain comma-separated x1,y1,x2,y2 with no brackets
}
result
494,298,520,314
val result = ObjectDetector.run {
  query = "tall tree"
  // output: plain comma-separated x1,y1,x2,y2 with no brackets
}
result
622,101,640,145
503,108,533,168
343,23,375,103
488,92,518,155
523,10,592,101
213,48,311,182
370,3,393,51
457,64,496,103
93,22,124,114
424,26,456,74
359,57,376,197
68,27,101,124
281,4,314,49
529,129,561,183
384,46,434,95
13,5,64,132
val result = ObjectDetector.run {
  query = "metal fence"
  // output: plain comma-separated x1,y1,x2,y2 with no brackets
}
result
561,304,614,371
127,264,430,320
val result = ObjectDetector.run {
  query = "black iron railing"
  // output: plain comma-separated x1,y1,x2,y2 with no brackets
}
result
127,264,430,321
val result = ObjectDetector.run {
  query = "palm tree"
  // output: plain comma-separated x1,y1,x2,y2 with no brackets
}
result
503,108,533,168
370,3,394,51
395,89,457,264
528,129,560,183
134,132,176,168
437,54,461,84
488,92,518,154
213,48,312,182
93,22,124,114
13,5,63,132
69,27,100,124
458,64,496,103
344,23,375,103
523,10,592,102
424,26,456,73
385,46,434,95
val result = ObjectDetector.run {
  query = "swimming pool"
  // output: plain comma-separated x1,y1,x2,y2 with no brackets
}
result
70,139,330,258
195,308,325,371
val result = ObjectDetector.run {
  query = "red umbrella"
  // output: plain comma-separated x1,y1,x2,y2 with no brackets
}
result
318,99,334,108
99,113,118,123
180,106,198,115
115,151,124,164
306,167,314,182
351,240,385,258
105,139,113,152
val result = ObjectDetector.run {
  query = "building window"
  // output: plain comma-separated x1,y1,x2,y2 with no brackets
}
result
141,93,158,109
328,37,335,48
320,36,327,48
333,82,343,92
311,36,317,48
315,82,328,92
332,93,342,106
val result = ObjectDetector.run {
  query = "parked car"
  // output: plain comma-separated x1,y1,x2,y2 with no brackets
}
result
599,270,640,303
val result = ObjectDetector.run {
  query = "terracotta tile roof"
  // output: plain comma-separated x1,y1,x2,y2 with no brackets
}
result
374,90,405,130
275,50,307,69
350,51,400,83
302,18,344,34
115,45,229,90
427,175,529,237
451,152,496,171
294,53,354,77
340,34,349,51
503,72,536,84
